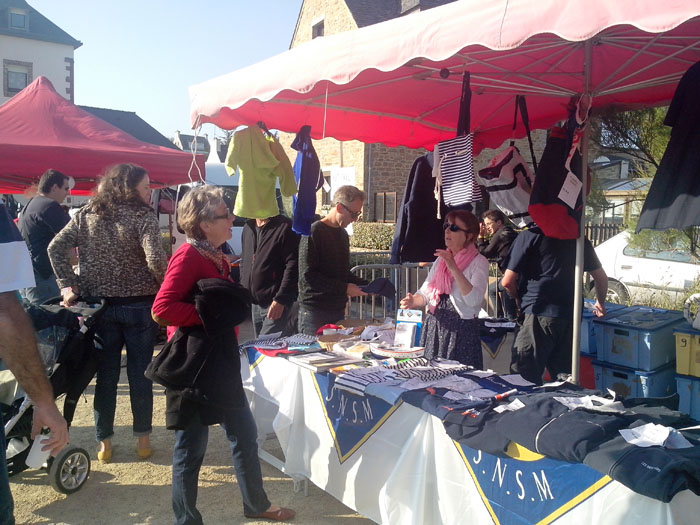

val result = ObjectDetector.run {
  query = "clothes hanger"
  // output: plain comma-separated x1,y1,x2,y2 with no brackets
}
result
257,121,272,138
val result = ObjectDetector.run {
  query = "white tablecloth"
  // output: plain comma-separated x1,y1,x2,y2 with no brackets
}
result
240,350,700,525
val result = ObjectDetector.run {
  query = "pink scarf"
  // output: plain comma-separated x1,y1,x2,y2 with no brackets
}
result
425,243,478,314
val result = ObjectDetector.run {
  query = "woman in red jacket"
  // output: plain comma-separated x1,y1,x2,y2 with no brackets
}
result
152,186,294,524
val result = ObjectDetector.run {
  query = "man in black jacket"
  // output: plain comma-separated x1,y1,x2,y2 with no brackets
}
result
478,209,518,319
240,214,300,337
18,169,72,304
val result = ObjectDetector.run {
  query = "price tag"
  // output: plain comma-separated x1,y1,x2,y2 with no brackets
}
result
558,171,582,209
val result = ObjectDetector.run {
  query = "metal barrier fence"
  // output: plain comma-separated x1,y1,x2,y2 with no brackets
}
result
347,260,502,321
347,263,432,320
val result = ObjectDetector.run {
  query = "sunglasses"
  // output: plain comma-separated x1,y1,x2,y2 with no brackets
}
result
340,202,362,219
443,222,470,233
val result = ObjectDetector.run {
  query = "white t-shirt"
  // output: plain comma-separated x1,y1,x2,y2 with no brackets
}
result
0,204,35,293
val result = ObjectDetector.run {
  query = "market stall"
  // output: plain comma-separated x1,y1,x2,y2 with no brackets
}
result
189,0,700,382
0,77,204,194
241,348,700,525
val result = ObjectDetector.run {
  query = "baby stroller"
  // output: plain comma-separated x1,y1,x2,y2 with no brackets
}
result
1,298,106,494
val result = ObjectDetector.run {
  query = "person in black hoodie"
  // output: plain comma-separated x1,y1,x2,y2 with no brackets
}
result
240,214,299,337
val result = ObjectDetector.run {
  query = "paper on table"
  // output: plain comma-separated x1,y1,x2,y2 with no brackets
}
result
619,423,693,449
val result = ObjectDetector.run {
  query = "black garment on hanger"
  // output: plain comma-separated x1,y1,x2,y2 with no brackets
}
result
390,153,448,264
637,60,700,232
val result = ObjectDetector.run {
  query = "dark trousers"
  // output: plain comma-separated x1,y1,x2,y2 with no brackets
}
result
251,302,297,338
298,305,345,336
172,407,270,524
510,314,573,385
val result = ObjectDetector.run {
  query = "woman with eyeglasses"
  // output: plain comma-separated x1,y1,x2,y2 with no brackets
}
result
151,186,294,524
48,163,167,463
400,209,488,367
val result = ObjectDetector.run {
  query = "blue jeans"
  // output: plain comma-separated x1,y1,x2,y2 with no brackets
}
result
172,407,270,524
298,305,345,336
93,300,157,442
251,302,296,338
0,410,14,525
20,271,60,305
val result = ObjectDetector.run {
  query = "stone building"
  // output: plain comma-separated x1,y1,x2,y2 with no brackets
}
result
280,0,547,223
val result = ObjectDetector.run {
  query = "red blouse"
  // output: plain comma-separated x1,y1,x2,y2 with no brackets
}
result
152,243,230,328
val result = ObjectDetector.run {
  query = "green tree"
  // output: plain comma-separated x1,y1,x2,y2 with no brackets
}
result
591,107,670,176
591,107,698,255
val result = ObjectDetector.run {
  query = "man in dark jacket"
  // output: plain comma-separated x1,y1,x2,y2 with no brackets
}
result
240,214,300,337
18,169,72,304
478,209,518,319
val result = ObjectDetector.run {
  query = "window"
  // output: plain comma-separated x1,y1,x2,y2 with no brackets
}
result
7,71,27,92
4,60,32,97
312,20,324,39
9,9,28,30
374,192,397,223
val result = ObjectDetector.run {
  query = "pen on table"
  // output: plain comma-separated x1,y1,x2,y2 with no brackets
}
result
493,388,518,401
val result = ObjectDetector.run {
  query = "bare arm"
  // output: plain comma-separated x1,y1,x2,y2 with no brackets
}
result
0,291,69,455
500,269,520,308
590,267,609,317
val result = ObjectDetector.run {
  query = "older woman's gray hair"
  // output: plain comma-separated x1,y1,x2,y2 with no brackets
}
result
177,186,226,240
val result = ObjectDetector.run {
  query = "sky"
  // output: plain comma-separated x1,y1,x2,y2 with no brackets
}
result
29,0,303,142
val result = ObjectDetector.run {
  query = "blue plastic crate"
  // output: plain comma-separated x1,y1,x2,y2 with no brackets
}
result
592,360,676,398
594,306,684,370
676,374,700,421
580,300,628,355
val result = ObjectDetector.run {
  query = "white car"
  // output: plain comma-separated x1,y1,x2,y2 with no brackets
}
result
594,231,700,303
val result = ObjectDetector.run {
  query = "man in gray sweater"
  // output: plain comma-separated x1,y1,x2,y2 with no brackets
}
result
297,185,368,335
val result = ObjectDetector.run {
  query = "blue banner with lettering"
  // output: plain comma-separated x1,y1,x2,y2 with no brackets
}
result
455,442,611,524
311,372,401,463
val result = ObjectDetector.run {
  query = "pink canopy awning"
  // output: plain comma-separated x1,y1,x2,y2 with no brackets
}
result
0,77,205,194
189,0,700,153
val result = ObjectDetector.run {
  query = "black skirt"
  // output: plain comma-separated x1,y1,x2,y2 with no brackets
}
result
421,294,482,368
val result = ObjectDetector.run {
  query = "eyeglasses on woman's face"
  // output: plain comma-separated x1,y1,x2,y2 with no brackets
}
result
443,222,470,234
212,210,234,221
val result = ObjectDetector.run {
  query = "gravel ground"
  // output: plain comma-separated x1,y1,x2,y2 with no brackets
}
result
9,319,374,525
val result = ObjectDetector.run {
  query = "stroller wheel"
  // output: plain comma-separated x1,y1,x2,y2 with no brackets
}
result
48,446,91,494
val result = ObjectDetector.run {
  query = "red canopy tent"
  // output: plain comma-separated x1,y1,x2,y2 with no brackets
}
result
189,0,700,383
189,0,700,154
0,77,205,195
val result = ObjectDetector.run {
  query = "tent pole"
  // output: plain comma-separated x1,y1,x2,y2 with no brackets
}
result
571,40,593,385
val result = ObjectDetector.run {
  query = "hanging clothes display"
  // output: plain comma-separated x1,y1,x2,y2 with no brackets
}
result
390,152,448,264
430,71,481,217
225,126,297,219
636,60,700,232
477,96,537,228
433,134,481,213
290,125,323,236
528,97,589,239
